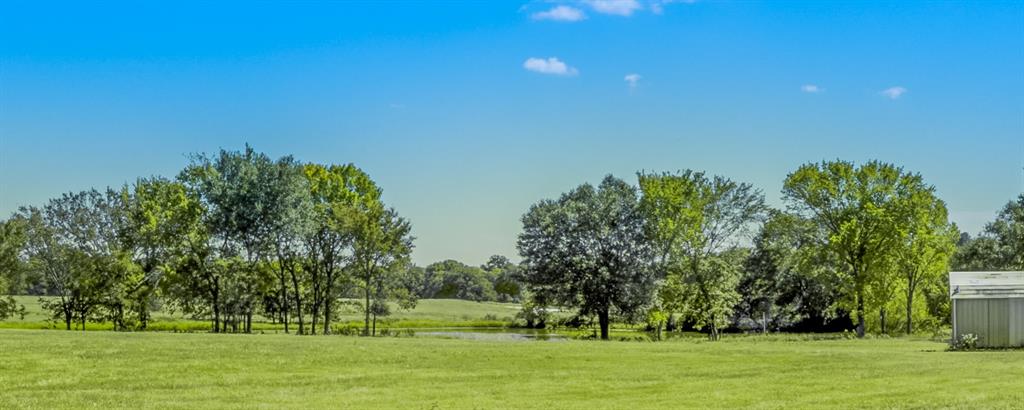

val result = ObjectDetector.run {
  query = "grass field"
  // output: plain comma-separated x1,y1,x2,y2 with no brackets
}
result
0,296,523,331
1,329,1022,409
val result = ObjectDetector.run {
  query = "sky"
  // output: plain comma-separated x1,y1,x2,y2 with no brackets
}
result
1,1,1022,266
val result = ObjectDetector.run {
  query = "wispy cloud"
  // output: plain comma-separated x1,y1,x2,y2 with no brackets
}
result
800,84,822,93
532,5,586,22
523,57,579,76
584,0,642,17
651,0,696,15
881,86,907,99
624,73,641,89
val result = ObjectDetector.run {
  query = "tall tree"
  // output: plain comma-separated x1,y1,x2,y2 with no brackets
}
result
263,157,311,334
179,146,284,332
891,191,957,334
19,190,116,330
302,163,377,334
0,217,28,320
638,170,766,340
782,160,936,337
517,175,656,340
352,205,414,336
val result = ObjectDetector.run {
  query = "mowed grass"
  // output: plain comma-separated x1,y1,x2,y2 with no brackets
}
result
1,296,521,331
1,330,1022,409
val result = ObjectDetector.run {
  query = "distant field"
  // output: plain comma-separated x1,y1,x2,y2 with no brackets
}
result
0,329,1021,409
1,296,522,331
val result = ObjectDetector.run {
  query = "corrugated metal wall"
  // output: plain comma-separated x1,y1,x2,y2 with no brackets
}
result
954,298,1024,348
1011,299,1024,347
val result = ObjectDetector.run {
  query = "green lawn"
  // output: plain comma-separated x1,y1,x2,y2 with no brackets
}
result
1,296,522,331
0,329,1021,409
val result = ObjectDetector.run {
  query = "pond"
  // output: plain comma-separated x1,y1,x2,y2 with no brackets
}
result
414,328,566,342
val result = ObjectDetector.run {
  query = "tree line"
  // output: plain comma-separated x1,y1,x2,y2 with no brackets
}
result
0,146,413,335
1,150,1021,341
516,162,1022,339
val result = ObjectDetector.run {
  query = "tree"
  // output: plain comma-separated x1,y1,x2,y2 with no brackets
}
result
425,260,497,301
481,255,523,302
638,170,766,340
737,211,841,332
302,163,378,335
179,146,287,332
112,178,196,329
352,205,414,336
891,191,957,334
782,160,937,337
262,157,311,334
0,217,28,320
954,194,1024,271
517,175,656,340
19,190,117,330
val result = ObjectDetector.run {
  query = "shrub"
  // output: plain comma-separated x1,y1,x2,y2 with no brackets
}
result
949,333,979,351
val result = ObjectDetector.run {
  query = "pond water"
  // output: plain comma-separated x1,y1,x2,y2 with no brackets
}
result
415,329,566,342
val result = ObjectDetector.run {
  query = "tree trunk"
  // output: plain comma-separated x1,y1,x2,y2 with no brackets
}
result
909,289,917,334
63,305,72,331
290,271,304,335
372,313,377,337
323,267,334,335
856,290,865,338
212,278,221,333
598,308,610,340
311,299,319,335
880,308,887,334
363,285,371,337
279,268,289,334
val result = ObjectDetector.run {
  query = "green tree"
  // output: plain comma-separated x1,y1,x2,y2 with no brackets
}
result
782,160,938,337
426,259,498,301
954,194,1024,271
302,163,378,334
179,146,287,332
0,217,28,320
891,191,957,334
638,171,766,340
517,175,656,340
19,190,116,330
738,211,840,332
352,205,414,336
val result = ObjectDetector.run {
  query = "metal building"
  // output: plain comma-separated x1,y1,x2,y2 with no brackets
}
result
949,271,1024,348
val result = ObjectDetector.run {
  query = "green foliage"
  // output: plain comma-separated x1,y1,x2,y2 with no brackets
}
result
782,160,942,337
737,211,840,331
949,333,979,351
517,175,657,340
954,194,1024,271
424,260,497,302
638,170,766,340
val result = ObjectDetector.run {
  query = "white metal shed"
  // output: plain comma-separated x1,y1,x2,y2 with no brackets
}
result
949,271,1024,348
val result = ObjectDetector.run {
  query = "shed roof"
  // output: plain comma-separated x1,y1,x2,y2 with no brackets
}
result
949,271,1024,299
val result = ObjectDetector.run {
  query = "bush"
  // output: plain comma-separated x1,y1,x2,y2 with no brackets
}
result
949,333,979,351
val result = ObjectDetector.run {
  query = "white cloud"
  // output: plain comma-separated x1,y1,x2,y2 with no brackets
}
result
881,86,907,99
800,84,822,93
624,73,642,89
523,57,579,76
584,0,642,16
651,0,696,15
532,5,586,22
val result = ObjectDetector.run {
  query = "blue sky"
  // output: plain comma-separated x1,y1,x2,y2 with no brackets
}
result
2,1,1022,265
